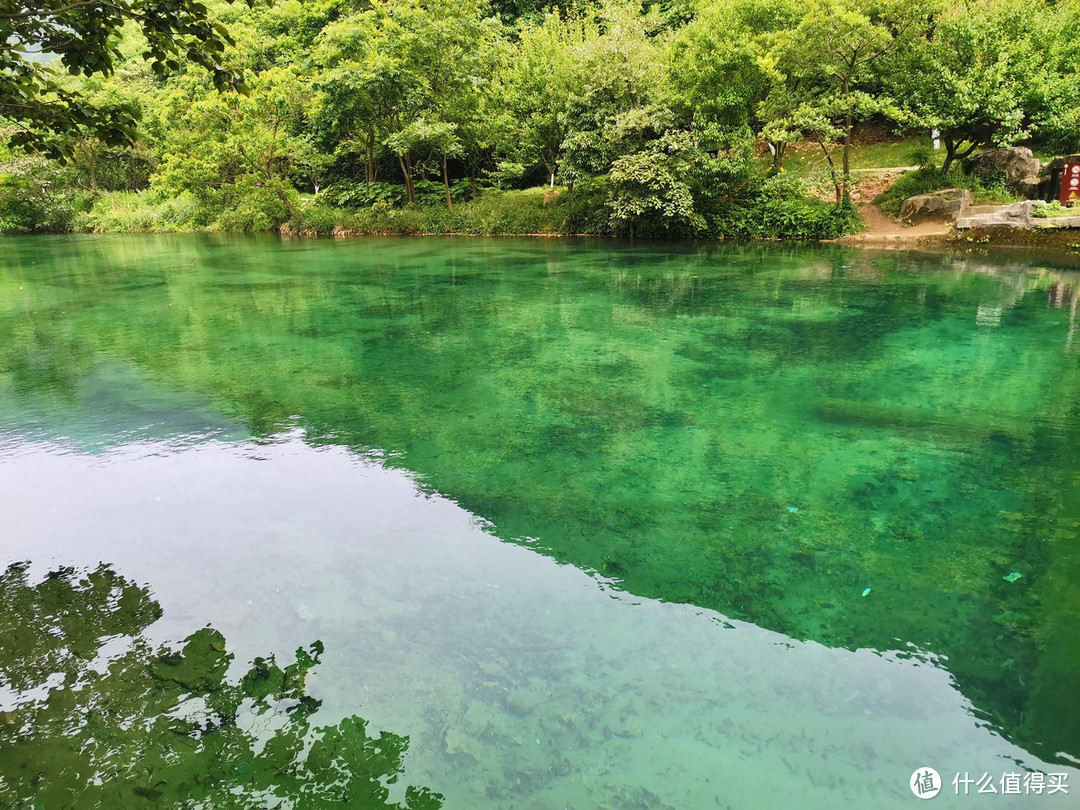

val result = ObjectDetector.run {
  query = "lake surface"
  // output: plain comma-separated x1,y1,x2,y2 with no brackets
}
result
0,236,1078,808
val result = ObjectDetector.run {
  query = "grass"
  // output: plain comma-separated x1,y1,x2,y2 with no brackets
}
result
781,137,931,179
77,190,204,233
1033,201,1079,219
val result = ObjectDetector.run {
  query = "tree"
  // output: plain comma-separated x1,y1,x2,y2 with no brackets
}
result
559,1,667,184
315,0,497,207
492,10,586,188
0,0,248,157
667,0,802,169
761,0,919,203
885,0,1052,174
607,130,706,236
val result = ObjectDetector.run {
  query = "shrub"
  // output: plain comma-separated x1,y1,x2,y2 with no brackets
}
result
708,175,863,240
323,181,404,209
874,166,1016,217
77,190,204,233
548,178,611,235
216,178,297,232
0,157,90,233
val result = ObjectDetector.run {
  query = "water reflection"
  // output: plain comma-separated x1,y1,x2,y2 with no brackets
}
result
0,562,443,809
1,236,1080,804
0,437,1075,809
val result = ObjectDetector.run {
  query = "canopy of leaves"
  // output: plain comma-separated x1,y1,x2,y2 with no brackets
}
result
2,0,1079,234
0,0,249,157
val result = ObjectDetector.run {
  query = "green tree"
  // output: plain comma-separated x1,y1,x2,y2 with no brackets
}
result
560,1,667,183
493,10,587,188
885,0,1053,174
668,0,801,168
315,0,497,207
761,0,918,203
607,130,706,236
0,0,247,157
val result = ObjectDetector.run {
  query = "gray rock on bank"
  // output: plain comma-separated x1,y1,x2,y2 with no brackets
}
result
955,201,1042,229
964,147,1041,189
899,188,972,224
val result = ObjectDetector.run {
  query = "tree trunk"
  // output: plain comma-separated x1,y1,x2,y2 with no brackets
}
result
942,138,978,176
274,184,300,220
818,139,842,207
366,129,375,185
769,141,787,172
442,153,453,212
397,154,415,204
841,76,852,203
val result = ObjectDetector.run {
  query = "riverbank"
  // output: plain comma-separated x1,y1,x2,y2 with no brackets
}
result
67,183,861,242
831,203,1080,254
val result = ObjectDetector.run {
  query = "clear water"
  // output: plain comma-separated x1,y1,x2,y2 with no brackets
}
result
0,235,1078,808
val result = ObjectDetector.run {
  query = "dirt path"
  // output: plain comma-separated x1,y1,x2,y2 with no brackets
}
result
834,203,950,247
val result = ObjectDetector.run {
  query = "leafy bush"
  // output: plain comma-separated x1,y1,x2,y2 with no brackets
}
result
77,190,204,232
283,186,606,237
1032,200,1076,219
216,178,297,232
874,166,1016,217
548,178,611,235
607,133,706,237
709,175,863,239
323,181,404,209
0,157,91,233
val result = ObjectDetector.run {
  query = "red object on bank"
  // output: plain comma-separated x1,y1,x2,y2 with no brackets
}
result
1062,162,1080,206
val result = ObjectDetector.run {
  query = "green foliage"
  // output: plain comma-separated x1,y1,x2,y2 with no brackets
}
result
709,175,863,239
882,0,1059,173
325,181,406,209
873,166,1016,217
1032,201,1075,219
0,0,247,158
5,0,1078,238
217,177,298,233
77,190,205,233
0,155,91,232
608,132,706,236
285,187,597,236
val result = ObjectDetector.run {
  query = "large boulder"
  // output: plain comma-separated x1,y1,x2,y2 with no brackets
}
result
964,147,1041,192
899,188,972,224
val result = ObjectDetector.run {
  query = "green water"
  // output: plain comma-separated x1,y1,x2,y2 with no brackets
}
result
1,235,1078,808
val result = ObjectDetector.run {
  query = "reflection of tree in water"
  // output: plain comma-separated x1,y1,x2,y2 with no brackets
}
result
0,563,442,809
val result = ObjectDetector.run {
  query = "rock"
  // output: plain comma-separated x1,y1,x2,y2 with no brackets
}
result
964,147,1041,191
898,188,972,224
1036,215,1080,229
442,727,483,763
1014,176,1042,200
955,200,1043,229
